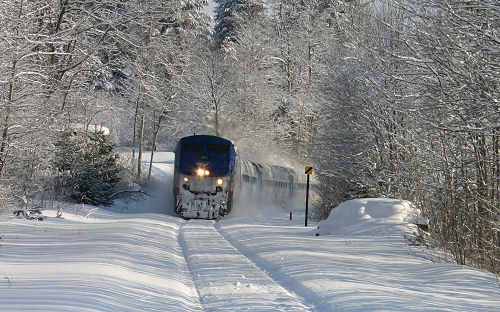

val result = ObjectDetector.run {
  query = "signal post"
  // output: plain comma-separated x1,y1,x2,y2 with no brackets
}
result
304,166,313,227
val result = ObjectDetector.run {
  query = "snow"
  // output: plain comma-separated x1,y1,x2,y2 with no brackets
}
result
69,123,110,136
1,152,499,311
317,198,416,236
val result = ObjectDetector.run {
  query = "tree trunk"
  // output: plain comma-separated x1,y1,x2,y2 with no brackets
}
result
137,111,145,181
494,128,499,211
0,60,17,176
132,99,140,162
148,113,164,181
0,0,23,176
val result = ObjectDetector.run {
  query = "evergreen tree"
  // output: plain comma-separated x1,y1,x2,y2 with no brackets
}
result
54,129,121,205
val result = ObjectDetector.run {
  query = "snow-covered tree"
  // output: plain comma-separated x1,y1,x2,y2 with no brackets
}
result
53,129,120,205
119,0,211,179
267,0,334,162
0,0,108,204
214,0,266,48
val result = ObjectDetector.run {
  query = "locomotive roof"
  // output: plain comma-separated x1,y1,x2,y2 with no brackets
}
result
179,135,233,145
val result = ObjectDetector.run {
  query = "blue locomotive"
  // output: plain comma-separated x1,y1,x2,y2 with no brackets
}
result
173,135,238,219
173,135,304,219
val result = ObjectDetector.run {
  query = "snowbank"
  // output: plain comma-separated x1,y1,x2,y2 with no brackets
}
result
317,198,417,236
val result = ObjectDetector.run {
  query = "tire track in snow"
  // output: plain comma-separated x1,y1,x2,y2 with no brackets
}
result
180,220,312,311
215,223,325,312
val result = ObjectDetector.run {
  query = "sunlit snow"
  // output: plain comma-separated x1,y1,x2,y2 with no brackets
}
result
1,152,499,311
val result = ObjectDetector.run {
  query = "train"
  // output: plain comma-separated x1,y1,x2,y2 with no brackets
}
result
173,134,306,219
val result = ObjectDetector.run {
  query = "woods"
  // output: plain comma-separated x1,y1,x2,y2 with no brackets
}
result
0,0,498,274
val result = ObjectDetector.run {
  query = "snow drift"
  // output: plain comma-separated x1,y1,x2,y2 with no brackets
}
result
317,198,418,236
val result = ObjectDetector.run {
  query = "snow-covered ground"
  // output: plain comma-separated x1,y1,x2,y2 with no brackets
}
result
1,152,499,311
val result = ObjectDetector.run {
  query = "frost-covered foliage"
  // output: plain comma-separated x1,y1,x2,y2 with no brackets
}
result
0,0,498,276
0,0,209,208
308,0,500,274
214,0,265,47
54,130,120,205
212,0,500,274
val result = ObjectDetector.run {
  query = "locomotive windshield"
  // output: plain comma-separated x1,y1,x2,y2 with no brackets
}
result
177,136,234,176
207,144,229,154
183,143,204,153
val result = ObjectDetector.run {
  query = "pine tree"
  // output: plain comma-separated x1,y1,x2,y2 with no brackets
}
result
54,129,121,205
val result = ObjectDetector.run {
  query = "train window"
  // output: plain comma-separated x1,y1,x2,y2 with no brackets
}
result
207,144,229,154
183,143,204,153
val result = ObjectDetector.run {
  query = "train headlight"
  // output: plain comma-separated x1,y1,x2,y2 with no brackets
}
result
216,178,223,186
183,177,189,182
196,168,211,176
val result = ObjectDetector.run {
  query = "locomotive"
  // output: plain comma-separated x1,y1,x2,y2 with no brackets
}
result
173,135,303,219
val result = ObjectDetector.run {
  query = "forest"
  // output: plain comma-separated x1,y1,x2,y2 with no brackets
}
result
0,0,498,275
